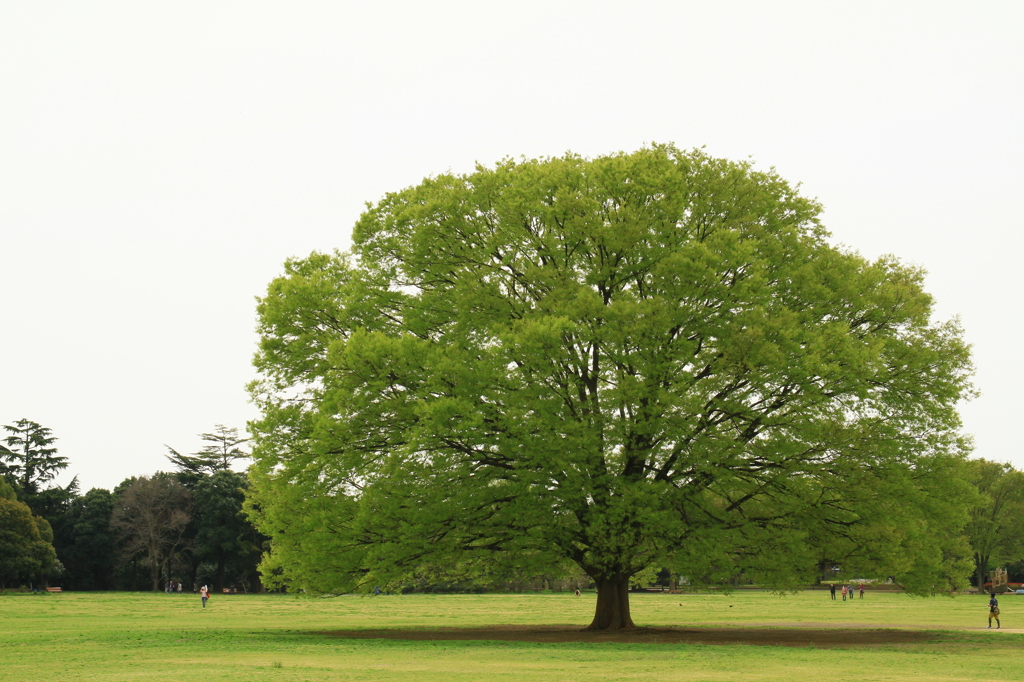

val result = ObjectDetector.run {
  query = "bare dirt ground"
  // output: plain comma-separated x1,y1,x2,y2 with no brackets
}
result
320,624,940,648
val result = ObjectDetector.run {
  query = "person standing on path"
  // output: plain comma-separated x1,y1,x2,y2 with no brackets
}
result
830,584,836,600
200,585,209,609
989,593,1001,628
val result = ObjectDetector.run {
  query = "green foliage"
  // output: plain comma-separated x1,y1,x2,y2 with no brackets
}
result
0,443,14,480
0,487,57,588
0,477,16,500
1,419,68,497
111,474,192,591
54,488,118,590
192,470,262,591
165,427,264,592
26,476,80,524
964,459,1024,587
166,425,249,483
249,145,976,602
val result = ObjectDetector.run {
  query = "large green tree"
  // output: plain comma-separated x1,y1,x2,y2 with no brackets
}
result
248,146,975,630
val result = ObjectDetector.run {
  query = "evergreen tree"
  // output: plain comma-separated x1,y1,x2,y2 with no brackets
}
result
1,420,69,496
166,425,249,483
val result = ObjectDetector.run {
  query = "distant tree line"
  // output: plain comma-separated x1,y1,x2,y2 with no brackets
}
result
3,418,1024,593
0,420,266,592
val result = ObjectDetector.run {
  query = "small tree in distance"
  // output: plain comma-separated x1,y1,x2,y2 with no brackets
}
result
1,419,69,496
248,145,976,630
166,425,249,480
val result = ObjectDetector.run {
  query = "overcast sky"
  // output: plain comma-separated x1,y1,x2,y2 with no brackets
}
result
2,1,1021,492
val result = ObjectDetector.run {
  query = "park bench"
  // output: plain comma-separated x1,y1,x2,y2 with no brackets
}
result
46,587,62,593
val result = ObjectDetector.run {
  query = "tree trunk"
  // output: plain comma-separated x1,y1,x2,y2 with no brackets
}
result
584,575,635,631
214,553,226,593
976,555,988,591
188,555,200,593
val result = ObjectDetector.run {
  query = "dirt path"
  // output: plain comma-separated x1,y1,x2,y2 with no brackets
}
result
320,624,949,648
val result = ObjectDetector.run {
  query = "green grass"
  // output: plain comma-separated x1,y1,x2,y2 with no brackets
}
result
2,590,1023,681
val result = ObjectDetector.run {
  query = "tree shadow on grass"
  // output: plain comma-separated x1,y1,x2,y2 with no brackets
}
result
319,625,938,648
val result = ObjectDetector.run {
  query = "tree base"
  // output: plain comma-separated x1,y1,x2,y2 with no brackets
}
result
584,575,636,631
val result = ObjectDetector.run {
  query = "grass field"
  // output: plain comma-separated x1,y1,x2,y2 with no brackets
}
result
2,589,1023,681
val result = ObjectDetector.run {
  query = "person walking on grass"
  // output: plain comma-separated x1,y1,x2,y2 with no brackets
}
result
830,584,836,600
989,593,1001,629
841,585,847,601
859,584,865,599
200,585,209,609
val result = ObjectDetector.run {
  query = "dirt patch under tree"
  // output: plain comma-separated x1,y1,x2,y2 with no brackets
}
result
320,624,938,648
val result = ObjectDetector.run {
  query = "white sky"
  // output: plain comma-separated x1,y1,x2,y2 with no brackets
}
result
2,1,1021,492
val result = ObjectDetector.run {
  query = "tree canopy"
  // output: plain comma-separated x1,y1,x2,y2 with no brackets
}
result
190,470,260,592
964,459,1024,589
54,488,118,591
0,478,57,589
166,425,249,482
111,475,192,591
2,419,68,497
248,145,976,630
